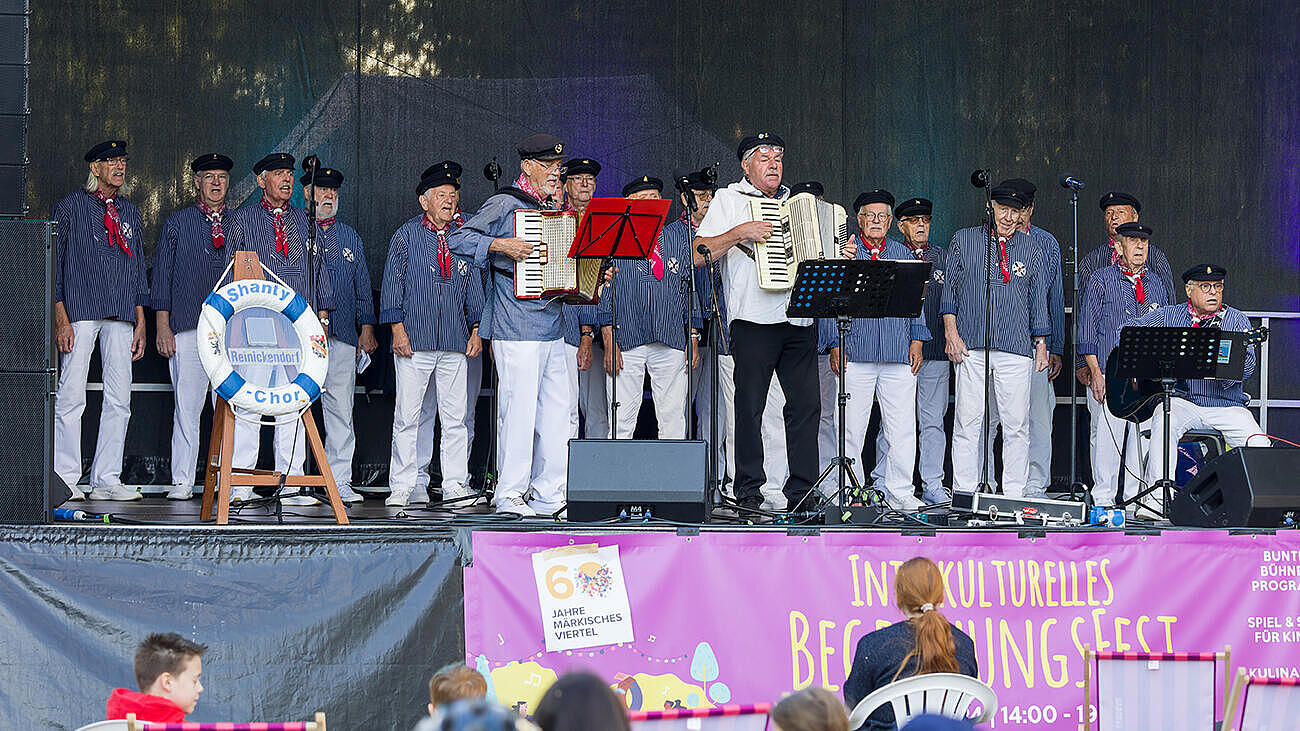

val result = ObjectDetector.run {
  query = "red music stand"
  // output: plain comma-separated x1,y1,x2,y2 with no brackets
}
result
568,197,671,438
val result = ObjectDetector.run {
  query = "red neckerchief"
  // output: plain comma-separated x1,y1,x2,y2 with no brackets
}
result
860,235,884,260
93,189,130,257
453,209,466,227
648,237,665,280
316,216,336,228
905,241,927,260
1109,238,1122,266
997,235,1011,282
196,200,226,249
515,172,553,209
422,215,452,278
1118,263,1146,304
260,197,288,257
679,209,691,225
1189,302,1221,327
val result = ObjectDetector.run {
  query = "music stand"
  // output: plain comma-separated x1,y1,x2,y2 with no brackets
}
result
786,258,932,524
569,197,672,439
1110,325,1221,517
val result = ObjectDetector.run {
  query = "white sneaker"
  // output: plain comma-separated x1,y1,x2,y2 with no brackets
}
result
888,492,923,512
495,494,536,516
280,494,321,506
385,488,412,507
88,485,142,502
64,486,85,502
920,488,951,505
166,484,194,501
231,486,254,502
335,484,364,504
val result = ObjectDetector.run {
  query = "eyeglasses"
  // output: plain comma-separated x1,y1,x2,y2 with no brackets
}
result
859,213,891,223
1193,282,1225,293
900,216,931,224
530,159,564,173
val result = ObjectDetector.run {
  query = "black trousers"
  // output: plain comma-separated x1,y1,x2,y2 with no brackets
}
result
729,320,821,507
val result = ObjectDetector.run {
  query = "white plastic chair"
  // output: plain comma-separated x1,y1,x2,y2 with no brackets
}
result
73,723,130,731
847,673,997,729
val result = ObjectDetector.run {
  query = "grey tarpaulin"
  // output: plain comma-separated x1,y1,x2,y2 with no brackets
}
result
0,526,468,729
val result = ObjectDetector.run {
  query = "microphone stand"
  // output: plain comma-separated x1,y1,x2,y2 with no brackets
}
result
698,244,725,508
980,180,995,493
1067,187,1083,500
679,187,698,437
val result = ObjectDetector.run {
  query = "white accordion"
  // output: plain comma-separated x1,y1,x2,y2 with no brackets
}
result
512,209,601,304
748,192,849,290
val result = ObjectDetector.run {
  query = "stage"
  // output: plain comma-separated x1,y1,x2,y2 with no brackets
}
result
5,491,1299,729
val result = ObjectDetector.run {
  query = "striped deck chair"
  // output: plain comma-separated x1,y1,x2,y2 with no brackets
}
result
1222,669,1300,730
125,712,326,730
1082,646,1231,730
629,703,772,731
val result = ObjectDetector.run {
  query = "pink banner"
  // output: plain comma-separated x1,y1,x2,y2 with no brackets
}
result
464,530,1300,729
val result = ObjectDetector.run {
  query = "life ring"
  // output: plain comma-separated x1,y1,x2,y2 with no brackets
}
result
197,279,328,416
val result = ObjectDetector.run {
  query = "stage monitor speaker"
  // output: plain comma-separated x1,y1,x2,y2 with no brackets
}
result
567,439,709,523
0,219,52,371
1169,447,1300,528
0,371,55,523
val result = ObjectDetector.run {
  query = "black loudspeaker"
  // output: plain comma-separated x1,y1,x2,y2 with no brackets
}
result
0,371,55,523
1169,448,1300,528
567,439,709,523
0,220,53,371
0,1,28,216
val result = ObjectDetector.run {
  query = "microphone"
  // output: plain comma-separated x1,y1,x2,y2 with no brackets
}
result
1059,174,1085,191
969,169,990,188
301,154,321,172
696,243,710,255
483,157,502,183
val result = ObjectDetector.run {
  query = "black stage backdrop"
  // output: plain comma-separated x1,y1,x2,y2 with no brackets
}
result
0,526,466,729
25,1,1300,483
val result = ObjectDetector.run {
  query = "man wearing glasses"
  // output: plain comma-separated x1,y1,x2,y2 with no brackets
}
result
448,133,573,516
694,133,844,515
872,197,950,504
1123,265,1271,488
53,140,149,502
152,153,237,500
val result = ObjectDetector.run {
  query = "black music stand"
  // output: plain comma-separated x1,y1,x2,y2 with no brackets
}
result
786,258,931,524
1110,326,1221,518
569,197,671,439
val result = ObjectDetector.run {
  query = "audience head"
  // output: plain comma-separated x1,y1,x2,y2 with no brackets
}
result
429,664,489,716
533,671,630,731
900,714,973,730
770,687,849,731
421,698,538,731
894,557,960,679
134,632,207,714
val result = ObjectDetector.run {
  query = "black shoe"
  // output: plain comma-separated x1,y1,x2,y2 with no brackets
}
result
785,493,817,513
737,498,763,514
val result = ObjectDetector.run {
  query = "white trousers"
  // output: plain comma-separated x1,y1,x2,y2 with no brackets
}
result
692,348,736,481
817,357,838,476
392,350,468,495
494,339,571,507
982,367,1055,492
1086,394,1105,488
874,359,950,497
232,360,306,476
841,362,917,500
54,319,134,488
320,337,357,487
1145,399,1270,482
566,342,609,439
953,350,1033,496
1090,392,1145,506
606,342,688,439
167,329,214,487
416,352,481,492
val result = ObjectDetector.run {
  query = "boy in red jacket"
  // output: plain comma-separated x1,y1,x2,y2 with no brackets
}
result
105,632,206,722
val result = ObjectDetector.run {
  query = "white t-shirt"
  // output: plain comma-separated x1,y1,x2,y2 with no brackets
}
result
695,178,811,327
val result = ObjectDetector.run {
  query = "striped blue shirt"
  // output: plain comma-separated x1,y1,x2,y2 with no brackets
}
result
1123,304,1256,408
448,190,564,341
318,220,377,347
596,227,701,351
226,202,336,311
680,218,732,357
902,240,948,361
940,225,1051,358
562,304,603,347
380,215,485,353
1027,224,1066,355
151,203,231,332
53,189,149,323
1076,239,1176,367
816,238,931,363
1077,265,1171,364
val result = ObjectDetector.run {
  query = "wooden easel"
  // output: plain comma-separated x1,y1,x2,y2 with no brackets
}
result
200,251,349,525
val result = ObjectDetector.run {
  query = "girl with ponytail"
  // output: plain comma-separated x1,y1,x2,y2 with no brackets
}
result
843,557,978,730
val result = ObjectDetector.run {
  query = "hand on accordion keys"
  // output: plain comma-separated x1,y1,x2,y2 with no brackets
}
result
490,236,533,262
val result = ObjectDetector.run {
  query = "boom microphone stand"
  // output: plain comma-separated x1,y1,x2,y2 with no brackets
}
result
1060,174,1086,500
971,169,995,492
